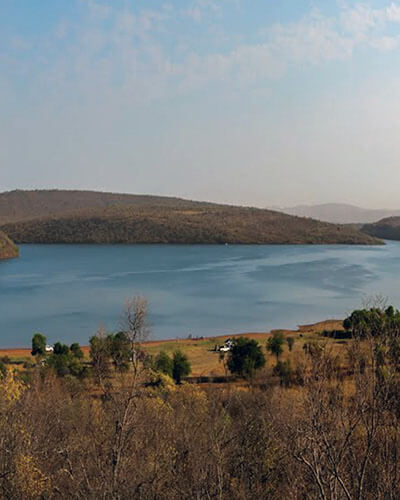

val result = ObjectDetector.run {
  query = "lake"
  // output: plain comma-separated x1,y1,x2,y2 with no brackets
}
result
0,242,399,347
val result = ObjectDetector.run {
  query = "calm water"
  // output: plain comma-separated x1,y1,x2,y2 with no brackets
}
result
0,242,399,347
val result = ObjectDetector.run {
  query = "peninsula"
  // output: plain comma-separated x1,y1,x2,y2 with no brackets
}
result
0,190,382,245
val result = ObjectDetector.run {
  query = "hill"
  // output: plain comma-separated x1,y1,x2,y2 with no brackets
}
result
0,190,382,245
0,189,217,225
279,203,400,224
362,217,400,241
0,231,18,260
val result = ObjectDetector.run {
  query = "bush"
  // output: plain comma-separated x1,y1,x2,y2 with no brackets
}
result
267,332,284,362
273,360,294,387
155,351,173,378
109,332,131,371
31,333,46,357
228,337,266,379
172,350,191,384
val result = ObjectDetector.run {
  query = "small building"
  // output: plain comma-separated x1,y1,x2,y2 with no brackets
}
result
45,345,54,353
219,338,234,352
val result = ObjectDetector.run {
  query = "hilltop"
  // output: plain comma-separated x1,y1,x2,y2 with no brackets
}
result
0,230,18,260
0,189,217,225
279,203,400,224
0,190,382,245
362,216,400,241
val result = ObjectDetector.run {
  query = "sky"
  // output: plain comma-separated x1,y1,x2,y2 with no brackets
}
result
2,0,400,208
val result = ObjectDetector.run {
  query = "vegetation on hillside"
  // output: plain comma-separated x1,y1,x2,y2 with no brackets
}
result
0,189,221,225
0,192,382,245
0,230,18,260
2,302,400,498
343,305,400,337
362,216,400,241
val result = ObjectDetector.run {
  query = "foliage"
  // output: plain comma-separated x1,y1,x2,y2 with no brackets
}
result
343,305,400,338
70,343,84,359
109,332,131,371
266,332,284,362
31,333,46,357
228,337,266,379
273,359,294,386
363,217,400,241
286,336,295,351
155,351,173,378
172,350,191,384
0,190,382,245
53,342,69,356
0,368,25,405
5,321,400,498
46,342,85,378
89,334,111,383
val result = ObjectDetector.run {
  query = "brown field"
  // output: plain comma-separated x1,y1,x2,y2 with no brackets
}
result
0,319,344,377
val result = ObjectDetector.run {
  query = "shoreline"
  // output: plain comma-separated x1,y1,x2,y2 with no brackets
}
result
0,319,343,358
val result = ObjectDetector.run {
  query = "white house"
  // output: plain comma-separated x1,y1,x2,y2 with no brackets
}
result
219,338,234,352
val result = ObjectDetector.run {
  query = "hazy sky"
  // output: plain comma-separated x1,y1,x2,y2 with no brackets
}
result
2,1,400,208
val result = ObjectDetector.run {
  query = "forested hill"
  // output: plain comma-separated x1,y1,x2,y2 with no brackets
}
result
0,231,18,260
0,189,217,225
362,217,400,241
0,190,382,245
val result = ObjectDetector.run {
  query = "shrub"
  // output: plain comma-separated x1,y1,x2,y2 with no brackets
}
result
172,350,191,384
155,351,173,378
266,332,284,362
228,337,266,379
31,333,46,357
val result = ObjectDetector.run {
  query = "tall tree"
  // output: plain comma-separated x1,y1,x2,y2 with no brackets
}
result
31,333,46,357
267,332,284,363
172,350,191,384
228,337,266,379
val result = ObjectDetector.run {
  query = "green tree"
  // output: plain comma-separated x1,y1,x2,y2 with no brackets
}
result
266,332,284,363
31,333,46,357
53,342,70,356
286,337,295,352
47,342,85,378
109,332,131,372
172,350,191,384
70,343,84,359
228,337,266,379
155,351,173,377
47,353,71,377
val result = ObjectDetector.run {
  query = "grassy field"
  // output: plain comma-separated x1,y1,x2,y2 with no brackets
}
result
0,319,345,377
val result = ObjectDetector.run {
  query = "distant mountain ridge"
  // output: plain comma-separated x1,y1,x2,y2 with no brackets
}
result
0,190,382,245
279,203,400,224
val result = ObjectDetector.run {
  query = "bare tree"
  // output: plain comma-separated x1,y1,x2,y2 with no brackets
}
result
361,293,388,310
120,295,150,374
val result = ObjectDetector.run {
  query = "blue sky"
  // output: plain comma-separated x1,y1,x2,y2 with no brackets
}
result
2,0,400,207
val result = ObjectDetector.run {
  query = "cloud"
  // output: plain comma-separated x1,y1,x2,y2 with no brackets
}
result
184,0,238,21
370,35,400,50
269,11,354,64
4,1,400,116
341,2,400,38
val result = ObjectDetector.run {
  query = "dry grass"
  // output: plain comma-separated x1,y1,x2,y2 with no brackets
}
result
0,320,347,377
